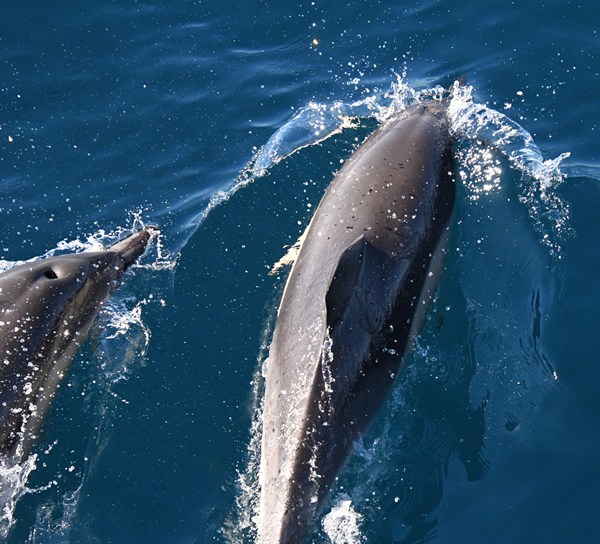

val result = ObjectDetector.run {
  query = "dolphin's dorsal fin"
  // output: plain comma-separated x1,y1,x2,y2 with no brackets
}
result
325,237,407,335
325,237,368,329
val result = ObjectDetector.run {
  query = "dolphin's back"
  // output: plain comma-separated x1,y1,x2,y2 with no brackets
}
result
259,102,455,543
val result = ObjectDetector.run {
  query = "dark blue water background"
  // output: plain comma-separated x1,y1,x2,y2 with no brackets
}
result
1,0,598,542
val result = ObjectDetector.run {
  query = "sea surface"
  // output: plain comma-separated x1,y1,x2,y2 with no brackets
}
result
0,1,598,542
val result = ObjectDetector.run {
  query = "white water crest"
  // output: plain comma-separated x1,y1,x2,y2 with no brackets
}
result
221,314,274,544
447,83,571,258
322,496,365,544
195,71,449,236
0,454,38,538
251,71,447,177
206,74,571,260
0,212,173,273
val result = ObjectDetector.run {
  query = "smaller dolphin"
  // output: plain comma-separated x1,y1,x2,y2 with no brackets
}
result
0,227,155,462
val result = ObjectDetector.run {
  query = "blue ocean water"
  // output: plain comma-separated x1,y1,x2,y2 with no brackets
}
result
0,0,598,542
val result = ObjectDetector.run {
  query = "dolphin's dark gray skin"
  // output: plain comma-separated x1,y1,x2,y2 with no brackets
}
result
0,227,155,462
258,101,456,543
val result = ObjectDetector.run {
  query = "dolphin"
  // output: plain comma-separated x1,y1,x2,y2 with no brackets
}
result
0,227,155,463
258,101,456,543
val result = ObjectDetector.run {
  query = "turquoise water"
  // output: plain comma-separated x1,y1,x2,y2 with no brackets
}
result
1,0,599,542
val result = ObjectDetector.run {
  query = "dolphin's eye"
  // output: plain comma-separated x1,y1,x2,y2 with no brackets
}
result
43,269,58,280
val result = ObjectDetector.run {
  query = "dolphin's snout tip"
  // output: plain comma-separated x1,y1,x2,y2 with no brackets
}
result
109,226,158,267
144,225,161,235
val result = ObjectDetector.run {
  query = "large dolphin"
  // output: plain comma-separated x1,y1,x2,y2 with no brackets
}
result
258,101,456,543
0,227,155,463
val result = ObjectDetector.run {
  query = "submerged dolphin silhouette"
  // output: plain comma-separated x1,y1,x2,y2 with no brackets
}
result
258,101,456,543
0,227,155,462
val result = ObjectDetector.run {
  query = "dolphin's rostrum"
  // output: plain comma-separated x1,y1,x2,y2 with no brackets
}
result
0,226,155,463
258,101,456,543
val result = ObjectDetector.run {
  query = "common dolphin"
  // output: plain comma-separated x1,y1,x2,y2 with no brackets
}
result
258,101,456,543
0,227,155,462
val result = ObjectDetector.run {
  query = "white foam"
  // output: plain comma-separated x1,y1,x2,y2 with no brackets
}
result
448,83,571,258
322,496,365,544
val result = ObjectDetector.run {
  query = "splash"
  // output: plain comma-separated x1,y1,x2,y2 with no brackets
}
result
196,72,452,235
207,73,571,260
26,476,89,544
0,454,38,538
448,84,571,258
95,298,153,384
0,439,62,539
251,102,363,177
221,315,274,544
128,210,177,271
0,213,174,273
251,70,449,178
322,496,365,544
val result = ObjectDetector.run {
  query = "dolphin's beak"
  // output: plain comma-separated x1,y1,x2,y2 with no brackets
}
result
108,226,158,269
